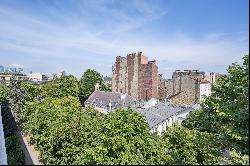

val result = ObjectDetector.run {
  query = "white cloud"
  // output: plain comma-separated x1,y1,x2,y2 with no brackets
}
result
0,1,248,77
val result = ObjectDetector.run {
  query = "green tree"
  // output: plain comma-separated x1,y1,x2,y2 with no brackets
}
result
22,100,173,165
163,124,222,165
41,75,79,98
76,109,172,165
5,136,25,165
21,81,39,102
79,69,107,100
182,55,249,158
22,96,83,164
7,79,25,124
0,84,8,105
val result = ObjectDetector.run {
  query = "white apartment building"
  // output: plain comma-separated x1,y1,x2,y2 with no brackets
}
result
27,73,43,82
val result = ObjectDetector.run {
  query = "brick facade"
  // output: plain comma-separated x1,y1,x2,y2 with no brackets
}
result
112,52,158,100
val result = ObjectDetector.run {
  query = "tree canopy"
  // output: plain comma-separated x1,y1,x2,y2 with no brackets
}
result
79,69,107,100
21,81,39,102
7,79,25,124
163,124,223,165
22,98,173,165
182,54,249,163
40,75,79,98
0,84,8,105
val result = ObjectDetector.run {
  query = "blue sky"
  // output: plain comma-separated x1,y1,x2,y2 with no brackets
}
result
0,0,249,78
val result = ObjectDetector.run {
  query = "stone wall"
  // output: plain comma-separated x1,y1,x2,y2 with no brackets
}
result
169,75,200,105
165,79,174,99
158,75,173,100
159,70,204,105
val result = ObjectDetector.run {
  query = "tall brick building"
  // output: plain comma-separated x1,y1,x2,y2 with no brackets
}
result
112,52,158,100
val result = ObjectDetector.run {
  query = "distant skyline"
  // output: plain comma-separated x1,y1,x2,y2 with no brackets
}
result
0,0,249,78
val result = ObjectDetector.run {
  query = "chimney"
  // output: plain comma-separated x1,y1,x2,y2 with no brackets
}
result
95,83,100,91
120,94,126,106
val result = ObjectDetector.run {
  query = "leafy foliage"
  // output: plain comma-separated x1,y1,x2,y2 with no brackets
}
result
79,69,107,100
182,55,249,159
21,81,39,102
5,135,25,165
22,99,172,165
225,148,249,165
1,104,19,137
40,75,79,98
0,84,8,105
163,124,223,165
22,96,83,164
77,108,172,165
7,79,25,124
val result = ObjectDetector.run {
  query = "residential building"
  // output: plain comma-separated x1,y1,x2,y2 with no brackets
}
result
103,76,112,86
134,103,195,135
159,70,211,105
84,90,137,113
85,89,196,135
0,74,27,85
42,74,49,82
112,52,158,101
199,80,211,102
53,71,66,79
204,72,226,87
27,72,43,82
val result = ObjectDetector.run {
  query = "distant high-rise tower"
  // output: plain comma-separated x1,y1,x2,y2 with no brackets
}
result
0,66,4,73
112,52,158,100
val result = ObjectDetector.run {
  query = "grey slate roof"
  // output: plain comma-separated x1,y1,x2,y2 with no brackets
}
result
85,91,196,129
134,103,193,128
85,91,137,111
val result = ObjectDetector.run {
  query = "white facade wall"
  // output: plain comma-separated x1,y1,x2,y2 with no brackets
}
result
151,116,177,135
168,117,173,127
210,72,216,84
27,73,43,82
157,123,163,135
199,83,211,102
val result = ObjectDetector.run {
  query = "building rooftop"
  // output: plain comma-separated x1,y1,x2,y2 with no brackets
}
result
134,103,193,128
85,91,137,111
103,76,112,82
85,91,197,129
